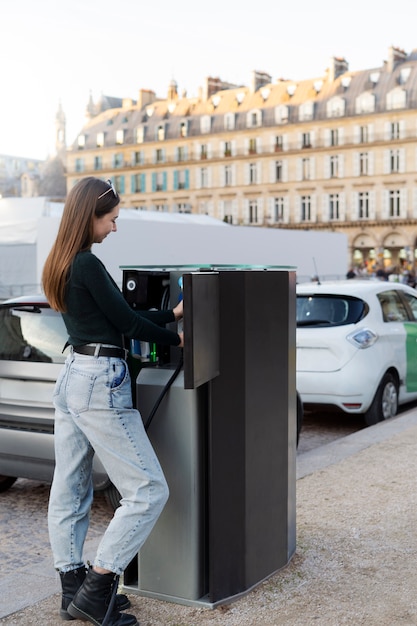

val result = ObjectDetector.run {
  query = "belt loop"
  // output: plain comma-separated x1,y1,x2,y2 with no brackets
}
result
94,343,101,358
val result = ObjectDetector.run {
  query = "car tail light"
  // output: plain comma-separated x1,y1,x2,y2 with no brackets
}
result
346,328,378,349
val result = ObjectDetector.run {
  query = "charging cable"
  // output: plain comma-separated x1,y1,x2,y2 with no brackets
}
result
143,351,184,431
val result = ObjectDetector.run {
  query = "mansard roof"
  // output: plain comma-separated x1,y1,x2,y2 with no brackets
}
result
70,47,417,150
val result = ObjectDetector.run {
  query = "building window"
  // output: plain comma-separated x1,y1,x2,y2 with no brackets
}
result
201,115,211,133
200,144,208,160
224,141,232,157
302,158,310,180
389,190,401,217
174,170,189,190
274,135,283,152
180,121,188,137
157,125,165,141
75,158,84,173
249,162,257,184
249,200,258,224
116,130,124,145
132,173,145,193
330,129,339,146
390,122,400,140
301,196,311,221
330,155,339,178
155,149,165,163
249,138,257,154
387,88,407,110
302,132,311,148
329,194,340,220
132,151,143,165
360,126,368,143
113,153,123,168
326,96,345,117
77,135,85,149
299,101,314,121
94,156,102,170
136,127,145,143
358,192,369,219
247,109,261,128
273,197,284,222
96,132,105,148
224,165,233,186
359,152,368,175
390,149,400,173
275,105,289,124
224,113,235,131
114,176,124,194
154,171,166,192
176,146,187,162
275,160,283,182
355,92,376,114
200,167,208,188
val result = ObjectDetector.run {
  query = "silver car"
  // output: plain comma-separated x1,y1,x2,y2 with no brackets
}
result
0,294,120,506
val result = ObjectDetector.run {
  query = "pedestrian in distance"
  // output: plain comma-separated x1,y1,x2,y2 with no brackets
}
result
42,177,184,626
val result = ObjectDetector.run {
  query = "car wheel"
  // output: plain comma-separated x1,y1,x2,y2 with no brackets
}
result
0,476,17,493
364,372,398,427
104,483,122,510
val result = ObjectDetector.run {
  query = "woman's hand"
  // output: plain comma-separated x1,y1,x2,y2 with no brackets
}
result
173,300,183,321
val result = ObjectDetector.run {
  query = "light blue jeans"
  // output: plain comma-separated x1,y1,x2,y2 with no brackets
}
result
48,351,169,575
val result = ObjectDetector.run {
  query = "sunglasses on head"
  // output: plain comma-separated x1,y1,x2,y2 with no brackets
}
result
98,179,117,199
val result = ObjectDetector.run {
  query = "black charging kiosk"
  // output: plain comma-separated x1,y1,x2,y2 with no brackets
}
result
121,265,296,607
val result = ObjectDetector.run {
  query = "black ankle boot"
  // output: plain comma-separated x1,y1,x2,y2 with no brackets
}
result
59,566,131,621
67,568,138,626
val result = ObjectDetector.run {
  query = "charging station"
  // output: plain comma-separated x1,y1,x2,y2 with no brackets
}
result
121,265,296,607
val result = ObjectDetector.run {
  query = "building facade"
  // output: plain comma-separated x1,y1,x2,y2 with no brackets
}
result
65,46,417,273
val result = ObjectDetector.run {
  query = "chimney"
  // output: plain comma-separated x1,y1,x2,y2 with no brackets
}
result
137,89,156,110
251,70,272,93
328,57,349,82
387,46,407,72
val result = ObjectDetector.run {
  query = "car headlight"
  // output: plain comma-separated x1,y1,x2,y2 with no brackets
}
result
346,328,378,349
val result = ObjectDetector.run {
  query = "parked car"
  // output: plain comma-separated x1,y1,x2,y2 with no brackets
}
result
0,294,303,502
296,280,417,425
0,294,121,504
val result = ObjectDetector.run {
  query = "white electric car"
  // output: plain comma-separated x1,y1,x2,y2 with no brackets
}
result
296,280,417,425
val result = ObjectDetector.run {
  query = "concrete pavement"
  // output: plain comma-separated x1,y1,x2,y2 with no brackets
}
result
2,408,417,624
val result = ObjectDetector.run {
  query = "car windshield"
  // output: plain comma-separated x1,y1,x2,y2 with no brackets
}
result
0,305,67,364
296,294,367,327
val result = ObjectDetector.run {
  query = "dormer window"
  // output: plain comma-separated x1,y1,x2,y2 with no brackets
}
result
136,126,146,143
96,132,104,148
77,135,85,149
224,112,235,131
387,87,407,110
299,101,314,122
326,96,345,118
246,109,262,128
200,115,211,133
399,67,411,84
355,92,376,114
157,124,165,141
275,105,289,124
116,129,124,145
179,121,188,137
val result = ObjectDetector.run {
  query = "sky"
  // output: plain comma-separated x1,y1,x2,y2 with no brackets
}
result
2,0,417,161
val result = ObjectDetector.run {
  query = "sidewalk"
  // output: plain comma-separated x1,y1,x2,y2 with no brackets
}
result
2,409,417,625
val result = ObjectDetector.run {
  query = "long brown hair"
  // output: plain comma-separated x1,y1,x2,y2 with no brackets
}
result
42,177,120,312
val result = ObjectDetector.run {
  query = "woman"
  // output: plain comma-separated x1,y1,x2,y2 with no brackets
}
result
42,177,183,626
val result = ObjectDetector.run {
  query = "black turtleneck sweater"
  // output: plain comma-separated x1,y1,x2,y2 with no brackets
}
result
62,250,180,348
